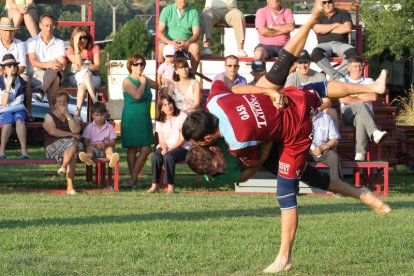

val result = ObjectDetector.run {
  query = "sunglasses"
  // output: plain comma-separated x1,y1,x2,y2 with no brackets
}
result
322,0,333,5
79,35,88,41
5,64,18,68
226,64,240,68
132,62,145,67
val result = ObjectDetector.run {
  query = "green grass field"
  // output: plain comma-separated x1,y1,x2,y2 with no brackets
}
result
0,144,413,275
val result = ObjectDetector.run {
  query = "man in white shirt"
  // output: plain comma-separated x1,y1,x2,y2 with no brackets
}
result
339,56,388,161
0,17,32,119
26,14,66,109
201,0,247,57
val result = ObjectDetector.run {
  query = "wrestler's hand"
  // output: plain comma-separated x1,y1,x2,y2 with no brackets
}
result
265,89,288,109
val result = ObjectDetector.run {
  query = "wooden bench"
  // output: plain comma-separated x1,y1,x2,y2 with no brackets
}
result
236,161,389,196
0,157,119,192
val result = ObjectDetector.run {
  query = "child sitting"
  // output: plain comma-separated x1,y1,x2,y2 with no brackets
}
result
157,44,175,94
79,102,119,168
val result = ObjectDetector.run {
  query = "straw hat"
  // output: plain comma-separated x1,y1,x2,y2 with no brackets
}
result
0,17,19,31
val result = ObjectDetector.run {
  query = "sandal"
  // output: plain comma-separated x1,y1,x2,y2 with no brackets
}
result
27,115,35,122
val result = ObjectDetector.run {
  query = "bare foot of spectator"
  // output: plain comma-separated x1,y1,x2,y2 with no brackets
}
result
147,184,160,193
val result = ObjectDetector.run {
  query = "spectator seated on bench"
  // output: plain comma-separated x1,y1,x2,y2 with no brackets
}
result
78,102,119,169
27,14,66,110
201,0,247,57
66,26,100,119
339,56,388,161
0,54,29,159
43,90,81,195
311,0,358,80
4,0,39,37
147,95,191,194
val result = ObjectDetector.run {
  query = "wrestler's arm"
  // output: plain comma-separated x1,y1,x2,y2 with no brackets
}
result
232,85,286,109
239,141,273,182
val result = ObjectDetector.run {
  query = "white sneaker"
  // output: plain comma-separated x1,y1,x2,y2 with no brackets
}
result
237,49,248,57
66,189,77,196
373,130,388,144
355,153,365,162
201,47,213,56
57,167,66,176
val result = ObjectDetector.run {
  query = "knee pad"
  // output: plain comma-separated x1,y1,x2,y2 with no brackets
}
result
311,47,326,63
343,48,358,59
276,175,299,210
265,49,296,86
301,164,330,190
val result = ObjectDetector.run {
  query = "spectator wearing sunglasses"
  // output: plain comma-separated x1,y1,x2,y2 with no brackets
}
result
121,53,157,188
66,27,101,119
311,0,358,80
26,14,66,110
212,55,246,89
285,50,338,127
0,54,29,159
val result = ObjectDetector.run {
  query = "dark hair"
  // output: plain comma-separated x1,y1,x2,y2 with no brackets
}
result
155,94,180,122
91,101,106,114
70,27,93,50
52,90,70,106
348,56,364,64
127,53,146,74
39,14,56,24
172,57,194,81
186,145,216,175
182,110,219,141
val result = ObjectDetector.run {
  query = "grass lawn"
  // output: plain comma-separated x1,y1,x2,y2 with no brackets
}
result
0,144,413,275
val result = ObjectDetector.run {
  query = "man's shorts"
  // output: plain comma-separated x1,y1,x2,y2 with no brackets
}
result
87,146,106,158
254,44,284,58
0,110,28,125
30,69,59,90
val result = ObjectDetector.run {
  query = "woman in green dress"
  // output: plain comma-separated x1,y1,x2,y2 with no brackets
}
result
121,53,157,187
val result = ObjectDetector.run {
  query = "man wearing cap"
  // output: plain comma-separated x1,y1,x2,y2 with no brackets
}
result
0,17,32,119
248,59,266,85
26,14,66,109
253,0,295,61
311,0,358,80
0,54,29,159
285,49,338,126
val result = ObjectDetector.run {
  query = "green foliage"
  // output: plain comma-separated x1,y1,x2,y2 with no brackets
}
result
396,87,414,126
361,0,414,59
105,17,154,60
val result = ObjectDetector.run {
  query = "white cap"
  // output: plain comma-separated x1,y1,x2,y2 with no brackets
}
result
163,44,176,57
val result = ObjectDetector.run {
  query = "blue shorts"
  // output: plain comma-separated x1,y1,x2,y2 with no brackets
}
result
0,110,28,125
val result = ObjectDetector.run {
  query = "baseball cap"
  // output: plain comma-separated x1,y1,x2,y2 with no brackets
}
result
251,59,266,72
297,50,311,63
163,44,176,57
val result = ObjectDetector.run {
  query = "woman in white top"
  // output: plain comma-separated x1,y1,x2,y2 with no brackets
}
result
148,94,191,194
166,57,201,113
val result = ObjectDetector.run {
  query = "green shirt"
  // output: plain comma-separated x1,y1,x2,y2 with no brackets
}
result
206,139,241,184
159,3,200,41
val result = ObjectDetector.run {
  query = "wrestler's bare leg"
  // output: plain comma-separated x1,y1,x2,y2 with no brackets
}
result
326,69,388,98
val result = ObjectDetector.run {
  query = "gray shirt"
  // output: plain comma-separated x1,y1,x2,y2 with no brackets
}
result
285,69,326,88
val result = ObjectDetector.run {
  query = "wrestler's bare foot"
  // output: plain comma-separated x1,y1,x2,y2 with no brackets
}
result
263,256,292,273
309,0,324,22
360,187,391,215
373,69,388,94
